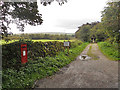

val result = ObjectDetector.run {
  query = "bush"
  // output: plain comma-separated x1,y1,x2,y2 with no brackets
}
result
70,40,83,48
2,39,64,69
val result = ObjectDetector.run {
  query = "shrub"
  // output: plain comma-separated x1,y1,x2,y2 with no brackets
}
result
2,39,64,69
70,40,83,48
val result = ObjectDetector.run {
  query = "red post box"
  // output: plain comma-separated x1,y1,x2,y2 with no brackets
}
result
21,44,28,64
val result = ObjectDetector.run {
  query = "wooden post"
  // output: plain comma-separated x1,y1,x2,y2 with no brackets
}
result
64,46,65,53
67,46,69,55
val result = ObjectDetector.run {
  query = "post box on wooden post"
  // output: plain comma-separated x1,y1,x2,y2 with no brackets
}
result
21,44,28,64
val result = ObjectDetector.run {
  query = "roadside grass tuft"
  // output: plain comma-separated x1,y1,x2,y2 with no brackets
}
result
87,45,99,60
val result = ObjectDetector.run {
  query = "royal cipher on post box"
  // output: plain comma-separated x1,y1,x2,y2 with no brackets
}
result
21,44,28,64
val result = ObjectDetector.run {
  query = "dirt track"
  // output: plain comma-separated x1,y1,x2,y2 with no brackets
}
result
34,43,118,88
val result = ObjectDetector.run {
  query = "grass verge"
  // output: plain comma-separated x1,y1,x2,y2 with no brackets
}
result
2,42,89,88
87,45,98,60
98,42,119,61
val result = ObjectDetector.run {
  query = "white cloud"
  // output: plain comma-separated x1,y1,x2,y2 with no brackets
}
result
10,0,108,34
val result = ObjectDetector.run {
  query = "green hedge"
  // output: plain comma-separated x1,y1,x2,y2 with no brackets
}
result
2,39,64,69
2,41,88,88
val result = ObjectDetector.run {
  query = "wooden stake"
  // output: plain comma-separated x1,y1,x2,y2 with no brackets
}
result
67,46,69,55
64,46,65,53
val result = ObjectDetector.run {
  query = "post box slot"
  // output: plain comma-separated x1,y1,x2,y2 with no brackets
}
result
22,46,26,48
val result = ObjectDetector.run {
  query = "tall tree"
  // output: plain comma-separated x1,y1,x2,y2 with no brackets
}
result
75,22,99,42
90,23,108,42
75,23,91,42
101,1,120,43
0,2,43,37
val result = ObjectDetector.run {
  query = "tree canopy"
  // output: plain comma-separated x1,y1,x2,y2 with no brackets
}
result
101,1,120,43
0,2,43,37
0,0,67,37
75,22,99,42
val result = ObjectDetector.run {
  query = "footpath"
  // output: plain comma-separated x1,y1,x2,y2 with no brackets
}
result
34,43,118,88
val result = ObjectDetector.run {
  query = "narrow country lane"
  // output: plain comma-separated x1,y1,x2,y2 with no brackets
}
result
34,43,118,88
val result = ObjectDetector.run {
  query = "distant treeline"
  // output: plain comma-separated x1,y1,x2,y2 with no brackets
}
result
4,33,75,41
75,22,108,42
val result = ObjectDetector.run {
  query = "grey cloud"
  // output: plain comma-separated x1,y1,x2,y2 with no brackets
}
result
55,19,94,29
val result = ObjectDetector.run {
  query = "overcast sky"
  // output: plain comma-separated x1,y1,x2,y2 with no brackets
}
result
10,0,108,34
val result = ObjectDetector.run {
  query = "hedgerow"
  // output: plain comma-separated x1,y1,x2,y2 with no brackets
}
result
2,39,64,70
2,40,88,88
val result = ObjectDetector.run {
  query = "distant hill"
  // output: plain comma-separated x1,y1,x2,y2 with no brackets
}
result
16,32,75,35
43,32,75,35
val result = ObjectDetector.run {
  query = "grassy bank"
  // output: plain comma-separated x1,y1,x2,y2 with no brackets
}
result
2,42,89,88
98,42,119,60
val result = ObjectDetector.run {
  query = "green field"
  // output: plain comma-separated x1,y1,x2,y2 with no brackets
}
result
32,39,74,42
1,39,75,45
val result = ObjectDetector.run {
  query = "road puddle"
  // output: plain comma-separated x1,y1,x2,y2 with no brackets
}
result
79,55,91,60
